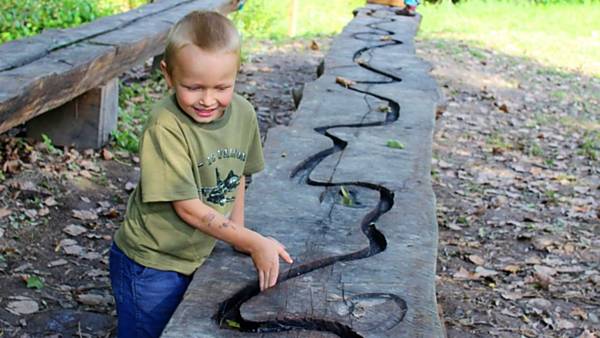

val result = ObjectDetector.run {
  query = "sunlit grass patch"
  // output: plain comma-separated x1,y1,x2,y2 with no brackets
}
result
418,0,600,77
231,0,364,40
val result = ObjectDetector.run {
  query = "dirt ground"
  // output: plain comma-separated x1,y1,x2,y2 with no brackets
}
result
418,39,599,337
0,34,598,337
0,39,325,337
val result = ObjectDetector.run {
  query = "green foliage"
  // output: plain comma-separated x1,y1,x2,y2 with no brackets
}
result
578,130,599,160
225,319,241,329
0,0,148,43
418,0,600,76
113,76,167,153
230,0,365,40
26,275,44,289
41,133,62,155
386,139,405,149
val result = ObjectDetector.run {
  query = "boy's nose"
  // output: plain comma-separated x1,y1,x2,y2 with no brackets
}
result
199,89,217,106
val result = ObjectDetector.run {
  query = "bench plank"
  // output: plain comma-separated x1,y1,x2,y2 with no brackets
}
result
0,0,238,134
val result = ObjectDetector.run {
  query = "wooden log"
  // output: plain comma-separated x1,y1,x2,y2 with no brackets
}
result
0,0,240,135
164,5,444,338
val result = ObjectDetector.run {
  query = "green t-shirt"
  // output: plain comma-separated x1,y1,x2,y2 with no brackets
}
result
114,93,264,275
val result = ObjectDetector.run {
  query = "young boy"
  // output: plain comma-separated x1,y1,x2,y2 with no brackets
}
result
109,11,292,338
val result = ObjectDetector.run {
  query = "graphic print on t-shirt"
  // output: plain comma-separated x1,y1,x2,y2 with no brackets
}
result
200,168,241,206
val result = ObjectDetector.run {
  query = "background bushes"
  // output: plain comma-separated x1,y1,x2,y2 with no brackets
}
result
0,0,147,43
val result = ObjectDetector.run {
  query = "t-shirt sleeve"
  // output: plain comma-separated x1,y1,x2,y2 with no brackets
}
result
139,124,199,203
243,113,265,176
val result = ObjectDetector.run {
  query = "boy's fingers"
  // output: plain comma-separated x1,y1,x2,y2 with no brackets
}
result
269,261,279,288
259,270,265,291
279,248,293,264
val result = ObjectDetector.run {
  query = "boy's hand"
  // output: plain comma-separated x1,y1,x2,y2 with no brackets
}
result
249,235,293,291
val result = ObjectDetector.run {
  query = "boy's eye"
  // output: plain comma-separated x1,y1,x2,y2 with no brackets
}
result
216,86,230,91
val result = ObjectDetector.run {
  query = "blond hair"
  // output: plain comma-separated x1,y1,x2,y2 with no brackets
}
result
163,11,241,74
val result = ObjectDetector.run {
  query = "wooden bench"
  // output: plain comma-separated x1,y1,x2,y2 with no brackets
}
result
0,0,241,148
164,4,445,337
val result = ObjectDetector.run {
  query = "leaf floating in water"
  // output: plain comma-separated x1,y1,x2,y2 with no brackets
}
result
225,319,241,329
378,104,391,113
386,139,405,149
335,76,355,88
340,186,353,206
380,35,392,41
356,58,368,65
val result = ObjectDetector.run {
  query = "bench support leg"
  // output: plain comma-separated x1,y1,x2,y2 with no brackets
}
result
27,78,119,149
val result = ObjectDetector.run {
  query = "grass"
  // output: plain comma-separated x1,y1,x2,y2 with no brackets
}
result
231,0,365,40
418,0,600,77
113,72,166,152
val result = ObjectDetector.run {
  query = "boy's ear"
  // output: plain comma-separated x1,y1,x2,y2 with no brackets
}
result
160,60,174,88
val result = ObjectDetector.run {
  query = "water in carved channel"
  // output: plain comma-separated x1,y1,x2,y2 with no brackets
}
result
215,8,410,337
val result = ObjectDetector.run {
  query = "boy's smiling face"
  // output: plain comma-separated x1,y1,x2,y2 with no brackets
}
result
161,45,238,124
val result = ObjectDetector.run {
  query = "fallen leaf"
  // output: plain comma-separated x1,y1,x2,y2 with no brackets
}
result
125,182,136,192
468,254,485,266
63,245,84,256
3,160,20,174
82,251,102,260
578,329,596,338
63,224,88,237
475,266,498,277
86,269,109,278
557,319,576,330
532,237,554,251
79,170,93,179
335,76,355,88
48,259,68,268
77,294,111,306
24,209,37,219
44,197,58,207
101,148,114,161
6,297,39,315
310,40,320,51
534,265,557,276
25,275,44,289
386,139,405,149
500,291,523,300
453,267,479,280
72,209,98,221
0,208,11,219
498,103,509,113
502,264,520,273
570,307,588,320
38,207,50,217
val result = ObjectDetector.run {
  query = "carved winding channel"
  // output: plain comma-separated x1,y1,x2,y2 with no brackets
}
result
215,9,408,337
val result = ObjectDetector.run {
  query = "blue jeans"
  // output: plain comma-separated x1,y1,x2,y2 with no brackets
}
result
109,243,193,338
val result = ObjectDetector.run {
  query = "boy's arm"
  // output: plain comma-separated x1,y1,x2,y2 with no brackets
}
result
172,198,292,291
230,175,245,228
